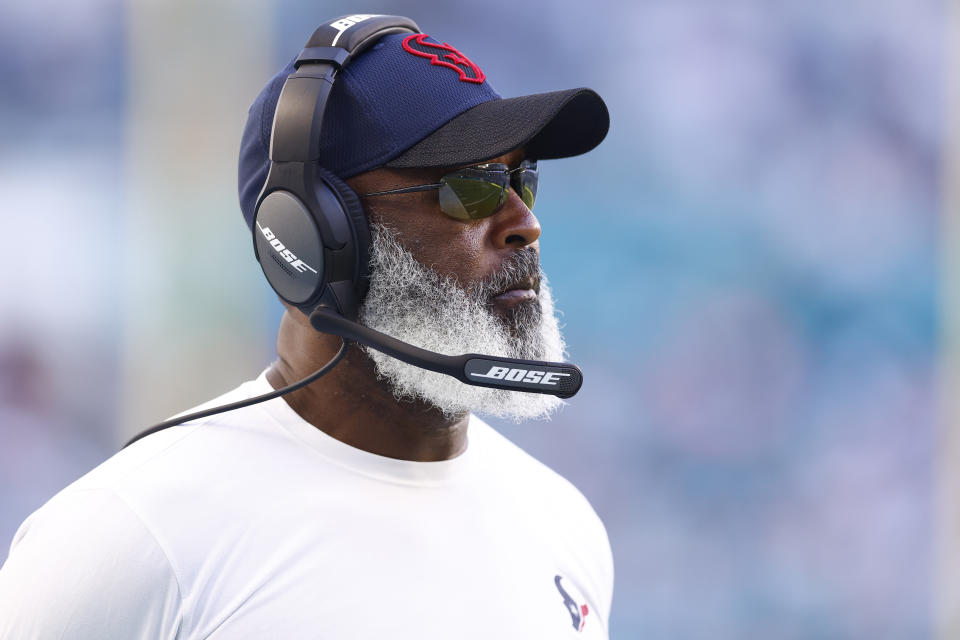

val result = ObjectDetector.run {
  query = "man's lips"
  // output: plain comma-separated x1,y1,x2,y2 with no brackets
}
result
492,288,538,304
490,278,540,306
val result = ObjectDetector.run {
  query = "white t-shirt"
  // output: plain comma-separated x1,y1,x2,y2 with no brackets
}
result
0,372,613,639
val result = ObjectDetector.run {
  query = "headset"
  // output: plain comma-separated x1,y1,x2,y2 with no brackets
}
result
253,14,420,322
124,15,582,449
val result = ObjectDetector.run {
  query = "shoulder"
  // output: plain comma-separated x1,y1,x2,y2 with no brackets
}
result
469,416,615,630
0,376,296,638
470,416,603,519
24,374,302,563
76,373,296,497
0,488,182,639
469,415,611,553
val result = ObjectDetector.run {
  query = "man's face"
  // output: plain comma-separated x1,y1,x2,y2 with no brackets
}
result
348,149,541,314
347,149,569,421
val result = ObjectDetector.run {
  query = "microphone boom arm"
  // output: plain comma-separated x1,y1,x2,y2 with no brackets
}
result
308,307,582,398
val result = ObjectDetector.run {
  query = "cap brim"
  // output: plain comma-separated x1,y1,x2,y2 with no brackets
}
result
384,88,609,169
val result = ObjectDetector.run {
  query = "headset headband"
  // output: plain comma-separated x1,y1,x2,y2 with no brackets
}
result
270,15,420,162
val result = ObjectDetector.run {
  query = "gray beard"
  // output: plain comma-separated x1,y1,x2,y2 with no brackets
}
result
357,223,568,422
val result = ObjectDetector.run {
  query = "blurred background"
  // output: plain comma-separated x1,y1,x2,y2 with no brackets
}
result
0,0,950,637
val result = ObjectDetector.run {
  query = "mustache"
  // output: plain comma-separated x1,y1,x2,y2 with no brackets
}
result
472,248,542,301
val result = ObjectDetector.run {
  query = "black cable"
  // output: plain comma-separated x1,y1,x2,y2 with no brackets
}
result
122,338,350,449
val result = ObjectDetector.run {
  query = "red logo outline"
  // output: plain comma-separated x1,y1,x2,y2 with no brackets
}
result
401,34,486,84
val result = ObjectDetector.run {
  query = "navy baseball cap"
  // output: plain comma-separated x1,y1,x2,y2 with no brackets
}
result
238,32,609,229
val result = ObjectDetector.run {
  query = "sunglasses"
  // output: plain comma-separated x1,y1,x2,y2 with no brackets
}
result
358,159,538,221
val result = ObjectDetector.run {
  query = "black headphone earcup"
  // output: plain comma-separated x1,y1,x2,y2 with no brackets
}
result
314,166,371,299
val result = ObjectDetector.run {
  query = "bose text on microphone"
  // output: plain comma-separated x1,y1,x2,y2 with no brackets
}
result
308,307,583,398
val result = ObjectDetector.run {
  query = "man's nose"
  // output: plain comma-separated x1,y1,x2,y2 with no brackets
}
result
489,190,541,249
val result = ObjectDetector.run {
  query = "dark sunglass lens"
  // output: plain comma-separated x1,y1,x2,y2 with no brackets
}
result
513,161,538,210
439,176,507,220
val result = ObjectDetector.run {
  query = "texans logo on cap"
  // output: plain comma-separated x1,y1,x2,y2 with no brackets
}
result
402,34,486,84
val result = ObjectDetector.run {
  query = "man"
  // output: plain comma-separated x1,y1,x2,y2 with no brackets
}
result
0,16,612,638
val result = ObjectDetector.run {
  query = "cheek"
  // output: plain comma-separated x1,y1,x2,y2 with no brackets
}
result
415,224,489,281
365,195,500,284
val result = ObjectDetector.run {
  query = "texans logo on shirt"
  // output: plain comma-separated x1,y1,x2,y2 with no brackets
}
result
554,575,589,632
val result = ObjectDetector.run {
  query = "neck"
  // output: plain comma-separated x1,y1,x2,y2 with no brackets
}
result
265,309,469,462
